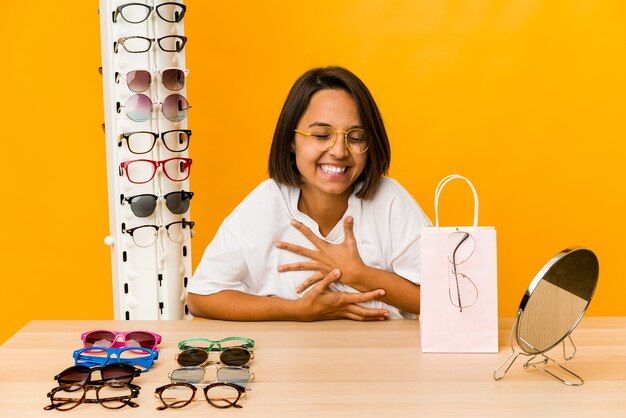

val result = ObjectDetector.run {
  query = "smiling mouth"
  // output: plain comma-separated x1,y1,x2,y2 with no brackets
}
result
319,164,348,175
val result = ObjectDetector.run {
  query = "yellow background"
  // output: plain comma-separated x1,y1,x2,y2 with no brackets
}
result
1,1,624,344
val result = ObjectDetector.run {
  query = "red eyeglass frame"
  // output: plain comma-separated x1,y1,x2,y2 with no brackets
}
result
119,157,192,184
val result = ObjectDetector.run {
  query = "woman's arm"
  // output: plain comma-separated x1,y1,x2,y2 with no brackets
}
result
187,269,390,321
276,217,421,314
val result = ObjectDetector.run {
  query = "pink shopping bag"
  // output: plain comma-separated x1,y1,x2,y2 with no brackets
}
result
420,174,498,353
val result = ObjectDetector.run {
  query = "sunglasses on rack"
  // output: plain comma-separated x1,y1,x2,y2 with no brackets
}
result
54,363,141,388
176,347,254,368
122,219,195,248
121,191,194,218
73,347,158,372
44,382,140,411
169,365,255,387
117,93,191,122
114,35,187,53
113,2,186,23
119,130,191,154
155,382,246,410
119,157,192,184
81,330,162,350
115,68,189,92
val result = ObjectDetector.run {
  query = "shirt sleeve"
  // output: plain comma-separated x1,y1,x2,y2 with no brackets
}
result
187,224,249,295
387,185,432,286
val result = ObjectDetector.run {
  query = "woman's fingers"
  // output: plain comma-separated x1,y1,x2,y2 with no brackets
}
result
275,241,315,259
277,261,322,273
295,272,326,293
289,219,325,246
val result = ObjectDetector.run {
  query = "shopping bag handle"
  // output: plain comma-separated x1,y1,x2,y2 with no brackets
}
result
434,174,479,228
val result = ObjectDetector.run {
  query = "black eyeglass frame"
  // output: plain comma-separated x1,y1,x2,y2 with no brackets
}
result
114,35,188,54
118,130,192,154
112,2,187,24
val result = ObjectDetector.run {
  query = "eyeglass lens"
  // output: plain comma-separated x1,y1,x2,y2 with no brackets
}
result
114,3,186,24
177,348,208,367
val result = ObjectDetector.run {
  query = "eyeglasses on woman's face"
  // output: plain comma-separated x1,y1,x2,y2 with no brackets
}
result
294,125,370,154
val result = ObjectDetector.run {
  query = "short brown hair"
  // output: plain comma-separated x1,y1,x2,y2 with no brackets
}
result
268,66,391,199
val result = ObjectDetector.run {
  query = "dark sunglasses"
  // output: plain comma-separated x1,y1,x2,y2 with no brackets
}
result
55,363,141,388
121,191,194,218
176,347,253,367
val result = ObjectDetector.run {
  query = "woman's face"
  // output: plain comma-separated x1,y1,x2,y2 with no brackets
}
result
292,89,368,201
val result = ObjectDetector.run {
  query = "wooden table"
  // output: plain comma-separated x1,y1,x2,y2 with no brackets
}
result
1,318,625,417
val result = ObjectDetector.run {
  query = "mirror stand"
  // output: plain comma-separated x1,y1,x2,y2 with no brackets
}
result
493,313,584,386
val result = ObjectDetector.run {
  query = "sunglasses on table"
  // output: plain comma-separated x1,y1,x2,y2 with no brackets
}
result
155,382,246,410
81,330,162,350
73,347,158,372
114,35,187,53
44,382,141,411
113,2,186,24
55,363,141,388
119,157,192,184
116,68,189,92
122,219,195,248
119,129,191,154
117,93,191,122
176,347,254,368
178,337,255,351
121,191,194,218
169,365,255,387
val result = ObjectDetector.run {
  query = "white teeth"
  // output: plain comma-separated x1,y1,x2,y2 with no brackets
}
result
320,165,347,174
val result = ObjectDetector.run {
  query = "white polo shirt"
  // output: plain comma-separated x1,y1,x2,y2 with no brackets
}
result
188,177,431,318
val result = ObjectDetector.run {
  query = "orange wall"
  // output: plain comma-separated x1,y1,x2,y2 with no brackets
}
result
1,1,624,344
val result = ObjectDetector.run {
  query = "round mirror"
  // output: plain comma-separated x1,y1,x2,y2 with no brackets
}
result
494,247,599,384
516,247,599,354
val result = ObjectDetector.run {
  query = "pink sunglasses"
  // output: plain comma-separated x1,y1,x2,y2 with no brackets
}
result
81,330,162,351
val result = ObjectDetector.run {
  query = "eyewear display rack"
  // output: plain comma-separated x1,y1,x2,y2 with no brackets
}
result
98,0,193,320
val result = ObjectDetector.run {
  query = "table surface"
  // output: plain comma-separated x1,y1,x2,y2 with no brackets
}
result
1,317,625,417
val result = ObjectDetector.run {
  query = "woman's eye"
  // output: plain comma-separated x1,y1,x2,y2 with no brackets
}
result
312,134,332,140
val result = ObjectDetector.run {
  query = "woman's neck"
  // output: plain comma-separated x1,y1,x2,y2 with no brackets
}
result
297,187,352,237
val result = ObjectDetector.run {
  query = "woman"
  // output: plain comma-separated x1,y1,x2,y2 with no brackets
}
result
187,66,430,321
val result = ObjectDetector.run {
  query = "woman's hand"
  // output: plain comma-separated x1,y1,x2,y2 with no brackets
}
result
294,269,388,321
276,216,364,293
